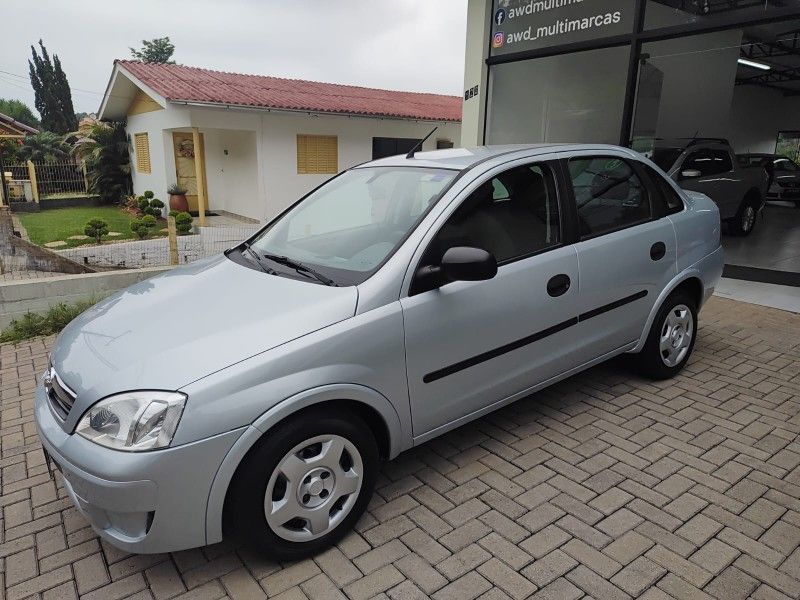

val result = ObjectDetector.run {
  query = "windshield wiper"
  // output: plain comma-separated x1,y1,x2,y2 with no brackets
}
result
243,241,277,275
262,253,338,286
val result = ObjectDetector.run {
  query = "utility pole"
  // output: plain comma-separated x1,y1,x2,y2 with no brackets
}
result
0,144,8,207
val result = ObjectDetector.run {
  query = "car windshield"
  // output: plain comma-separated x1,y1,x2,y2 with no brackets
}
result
650,148,683,172
248,166,457,285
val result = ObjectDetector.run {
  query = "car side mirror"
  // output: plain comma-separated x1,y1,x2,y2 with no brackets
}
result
440,247,498,282
681,169,702,179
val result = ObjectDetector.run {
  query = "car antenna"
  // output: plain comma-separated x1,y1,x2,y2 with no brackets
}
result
406,127,438,159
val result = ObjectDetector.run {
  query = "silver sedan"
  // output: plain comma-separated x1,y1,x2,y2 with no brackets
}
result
35,144,724,559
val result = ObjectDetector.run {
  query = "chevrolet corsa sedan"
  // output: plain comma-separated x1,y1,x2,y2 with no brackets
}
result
35,145,724,560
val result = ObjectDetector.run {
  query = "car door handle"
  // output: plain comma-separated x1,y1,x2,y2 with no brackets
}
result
650,242,667,261
547,274,571,297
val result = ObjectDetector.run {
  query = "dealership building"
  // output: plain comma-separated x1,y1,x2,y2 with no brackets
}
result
461,0,800,303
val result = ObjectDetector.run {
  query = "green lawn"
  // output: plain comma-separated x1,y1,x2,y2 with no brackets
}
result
18,206,166,248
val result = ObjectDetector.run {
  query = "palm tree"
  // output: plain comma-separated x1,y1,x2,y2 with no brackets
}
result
69,120,132,203
17,131,70,163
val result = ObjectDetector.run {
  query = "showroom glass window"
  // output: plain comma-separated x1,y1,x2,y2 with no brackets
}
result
631,32,742,152
487,46,631,145
644,0,800,31
424,163,561,265
568,157,651,238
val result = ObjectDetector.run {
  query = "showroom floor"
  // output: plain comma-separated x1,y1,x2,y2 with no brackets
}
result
716,278,800,314
723,202,800,274
1,297,799,600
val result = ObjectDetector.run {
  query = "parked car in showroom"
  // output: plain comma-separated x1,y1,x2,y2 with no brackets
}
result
738,153,800,207
35,144,723,560
649,138,768,235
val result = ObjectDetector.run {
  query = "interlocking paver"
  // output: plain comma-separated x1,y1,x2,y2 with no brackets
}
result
1,297,799,600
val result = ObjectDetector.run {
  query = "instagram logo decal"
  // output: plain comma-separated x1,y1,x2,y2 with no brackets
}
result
492,32,505,48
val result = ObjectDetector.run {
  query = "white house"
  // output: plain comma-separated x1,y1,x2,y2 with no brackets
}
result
98,61,462,225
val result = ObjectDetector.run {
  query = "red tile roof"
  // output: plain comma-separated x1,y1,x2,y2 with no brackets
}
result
117,60,462,122
0,112,38,136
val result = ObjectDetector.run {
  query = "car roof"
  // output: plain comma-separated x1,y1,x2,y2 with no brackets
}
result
359,143,639,171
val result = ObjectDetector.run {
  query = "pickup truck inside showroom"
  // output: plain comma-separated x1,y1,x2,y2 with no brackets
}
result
647,138,768,236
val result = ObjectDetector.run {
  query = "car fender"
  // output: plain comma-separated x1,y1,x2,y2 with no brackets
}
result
630,268,706,354
204,383,406,545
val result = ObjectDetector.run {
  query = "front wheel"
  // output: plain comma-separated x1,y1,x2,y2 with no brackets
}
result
224,407,379,560
635,290,697,380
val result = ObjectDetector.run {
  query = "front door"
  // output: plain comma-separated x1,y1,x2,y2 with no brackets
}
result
172,132,207,212
565,155,677,363
402,161,581,438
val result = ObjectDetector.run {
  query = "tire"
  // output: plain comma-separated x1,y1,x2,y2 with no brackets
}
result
635,290,698,380
224,406,379,560
729,195,759,236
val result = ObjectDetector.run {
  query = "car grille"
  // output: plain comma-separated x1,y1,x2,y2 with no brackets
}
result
44,367,77,420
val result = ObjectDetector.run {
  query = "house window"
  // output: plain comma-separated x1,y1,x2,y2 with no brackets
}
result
297,134,338,174
372,137,423,160
134,133,151,173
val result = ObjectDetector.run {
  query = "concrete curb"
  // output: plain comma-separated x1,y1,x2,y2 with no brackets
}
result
0,266,172,328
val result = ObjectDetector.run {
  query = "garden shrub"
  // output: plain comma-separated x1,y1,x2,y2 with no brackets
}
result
0,300,95,343
172,211,193,235
136,191,164,218
131,214,157,239
84,218,109,244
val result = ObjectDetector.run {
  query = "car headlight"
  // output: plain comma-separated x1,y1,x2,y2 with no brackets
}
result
75,391,186,451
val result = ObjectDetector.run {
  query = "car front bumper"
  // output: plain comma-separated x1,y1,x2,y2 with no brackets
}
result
34,382,245,553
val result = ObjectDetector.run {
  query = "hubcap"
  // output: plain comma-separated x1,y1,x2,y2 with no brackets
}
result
659,304,694,367
265,435,363,542
742,206,755,232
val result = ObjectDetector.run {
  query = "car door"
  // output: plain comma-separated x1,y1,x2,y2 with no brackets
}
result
678,148,739,218
566,155,677,364
401,160,582,439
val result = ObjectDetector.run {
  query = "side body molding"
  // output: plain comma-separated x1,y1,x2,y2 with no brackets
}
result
204,383,407,545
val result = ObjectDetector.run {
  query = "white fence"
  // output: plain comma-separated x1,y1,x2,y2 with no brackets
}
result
55,225,261,269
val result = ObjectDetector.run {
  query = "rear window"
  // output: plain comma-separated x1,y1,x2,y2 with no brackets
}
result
650,148,682,172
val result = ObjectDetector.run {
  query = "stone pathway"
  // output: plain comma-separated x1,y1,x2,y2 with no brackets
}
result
1,297,799,599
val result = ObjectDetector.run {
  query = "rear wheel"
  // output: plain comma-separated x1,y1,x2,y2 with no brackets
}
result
225,407,378,560
729,196,759,236
635,290,697,380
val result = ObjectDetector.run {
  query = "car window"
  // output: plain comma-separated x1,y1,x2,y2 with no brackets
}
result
684,150,714,176
425,163,560,266
711,150,733,173
643,164,684,215
774,157,798,171
568,157,652,238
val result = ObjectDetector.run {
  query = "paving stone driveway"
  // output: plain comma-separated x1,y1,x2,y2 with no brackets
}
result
1,297,799,600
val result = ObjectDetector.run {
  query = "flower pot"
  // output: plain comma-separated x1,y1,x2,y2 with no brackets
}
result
169,193,189,212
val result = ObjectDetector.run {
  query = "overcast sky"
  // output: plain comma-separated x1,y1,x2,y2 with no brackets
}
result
0,0,468,116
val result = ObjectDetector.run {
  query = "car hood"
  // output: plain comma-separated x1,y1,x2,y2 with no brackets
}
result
50,254,358,404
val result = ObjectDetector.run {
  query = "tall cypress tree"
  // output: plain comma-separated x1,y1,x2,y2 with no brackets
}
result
28,40,77,134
